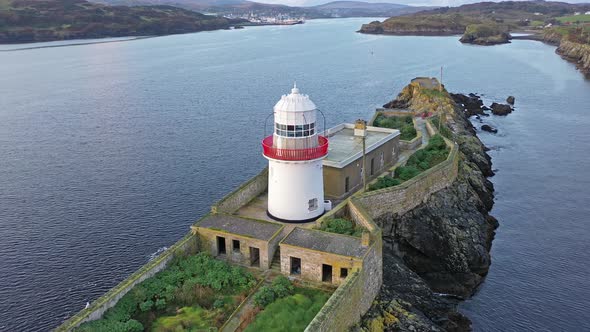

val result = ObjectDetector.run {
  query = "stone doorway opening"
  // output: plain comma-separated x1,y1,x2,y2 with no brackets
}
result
290,257,301,275
322,264,332,283
216,236,226,255
249,247,260,267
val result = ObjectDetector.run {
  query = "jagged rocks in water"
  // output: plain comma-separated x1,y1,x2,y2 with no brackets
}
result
359,96,498,331
506,96,515,105
481,124,498,134
490,102,513,116
451,93,485,117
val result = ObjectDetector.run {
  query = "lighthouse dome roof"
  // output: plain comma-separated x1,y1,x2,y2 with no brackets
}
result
274,84,317,113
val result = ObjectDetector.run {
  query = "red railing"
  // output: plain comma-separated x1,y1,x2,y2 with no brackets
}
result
262,135,329,161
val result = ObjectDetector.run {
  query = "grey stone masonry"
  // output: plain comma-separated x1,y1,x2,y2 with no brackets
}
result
197,215,282,241
282,228,368,258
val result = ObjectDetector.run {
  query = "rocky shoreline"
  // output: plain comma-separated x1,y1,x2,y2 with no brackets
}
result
355,84,498,331
514,32,590,78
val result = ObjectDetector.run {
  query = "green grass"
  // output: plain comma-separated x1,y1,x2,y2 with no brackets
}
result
76,253,257,332
557,14,590,23
245,289,330,332
373,114,417,141
151,306,217,332
368,134,449,191
317,218,363,237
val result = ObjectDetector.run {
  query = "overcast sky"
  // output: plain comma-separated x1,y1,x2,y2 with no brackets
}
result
260,0,590,8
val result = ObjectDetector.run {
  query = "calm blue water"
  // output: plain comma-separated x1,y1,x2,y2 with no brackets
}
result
1,18,589,331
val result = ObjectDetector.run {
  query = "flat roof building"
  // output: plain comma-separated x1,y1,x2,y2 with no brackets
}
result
323,123,400,200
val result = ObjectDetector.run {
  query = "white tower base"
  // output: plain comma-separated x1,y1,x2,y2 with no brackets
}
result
266,158,325,222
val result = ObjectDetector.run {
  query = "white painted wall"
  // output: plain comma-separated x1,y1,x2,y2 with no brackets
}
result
267,158,325,221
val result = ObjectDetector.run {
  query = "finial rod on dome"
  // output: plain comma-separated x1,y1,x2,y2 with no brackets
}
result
291,81,299,94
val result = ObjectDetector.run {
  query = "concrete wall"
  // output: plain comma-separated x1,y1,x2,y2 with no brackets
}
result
196,228,275,269
55,233,198,332
355,137,459,219
279,241,363,286
211,168,268,214
323,136,399,200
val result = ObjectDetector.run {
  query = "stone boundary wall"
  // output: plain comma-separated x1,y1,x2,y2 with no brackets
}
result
399,129,422,151
55,232,198,332
354,134,459,219
304,235,382,332
211,168,268,214
306,199,383,332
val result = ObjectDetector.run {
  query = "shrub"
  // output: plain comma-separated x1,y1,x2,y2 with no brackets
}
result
318,218,363,237
368,176,401,190
76,253,256,332
213,299,225,309
253,276,295,308
368,134,449,191
374,114,417,140
139,300,154,312
395,165,421,181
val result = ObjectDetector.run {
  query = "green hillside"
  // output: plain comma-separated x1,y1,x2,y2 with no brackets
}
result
0,0,240,43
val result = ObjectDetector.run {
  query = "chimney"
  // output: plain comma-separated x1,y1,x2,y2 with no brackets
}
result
361,231,370,247
354,119,367,137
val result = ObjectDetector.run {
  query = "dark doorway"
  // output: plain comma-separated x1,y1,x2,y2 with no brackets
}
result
370,158,374,176
322,264,333,283
216,236,226,255
249,247,260,267
290,257,301,275
345,176,350,192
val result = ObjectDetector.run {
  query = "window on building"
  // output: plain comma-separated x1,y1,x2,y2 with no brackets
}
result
275,122,315,138
308,198,318,211
345,176,350,192
380,152,384,168
340,268,349,279
232,239,240,252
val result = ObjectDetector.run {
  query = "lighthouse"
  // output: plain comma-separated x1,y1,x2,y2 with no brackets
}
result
262,84,329,222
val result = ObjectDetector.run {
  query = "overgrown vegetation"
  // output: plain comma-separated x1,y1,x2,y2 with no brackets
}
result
368,134,449,191
253,276,294,308
245,288,330,332
76,253,256,332
317,218,363,237
430,116,453,139
373,114,417,141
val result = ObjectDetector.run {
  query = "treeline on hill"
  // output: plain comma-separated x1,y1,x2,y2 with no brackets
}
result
360,1,590,36
0,0,241,43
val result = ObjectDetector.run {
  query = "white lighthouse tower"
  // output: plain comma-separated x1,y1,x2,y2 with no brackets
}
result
262,84,329,222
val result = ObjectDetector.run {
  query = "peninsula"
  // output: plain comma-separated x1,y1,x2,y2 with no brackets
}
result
54,78,502,332
0,0,243,44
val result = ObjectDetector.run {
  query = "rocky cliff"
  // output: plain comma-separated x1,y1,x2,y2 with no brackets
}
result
355,82,497,332
542,27,590,78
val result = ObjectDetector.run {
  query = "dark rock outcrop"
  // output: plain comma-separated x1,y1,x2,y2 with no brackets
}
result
490,102,513,116
481,124,498,134
451,93,485,117
506,96,515,105
358,89,497,331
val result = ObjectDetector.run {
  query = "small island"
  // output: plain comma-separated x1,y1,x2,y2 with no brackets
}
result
359,1,590,75
459,23,511,45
